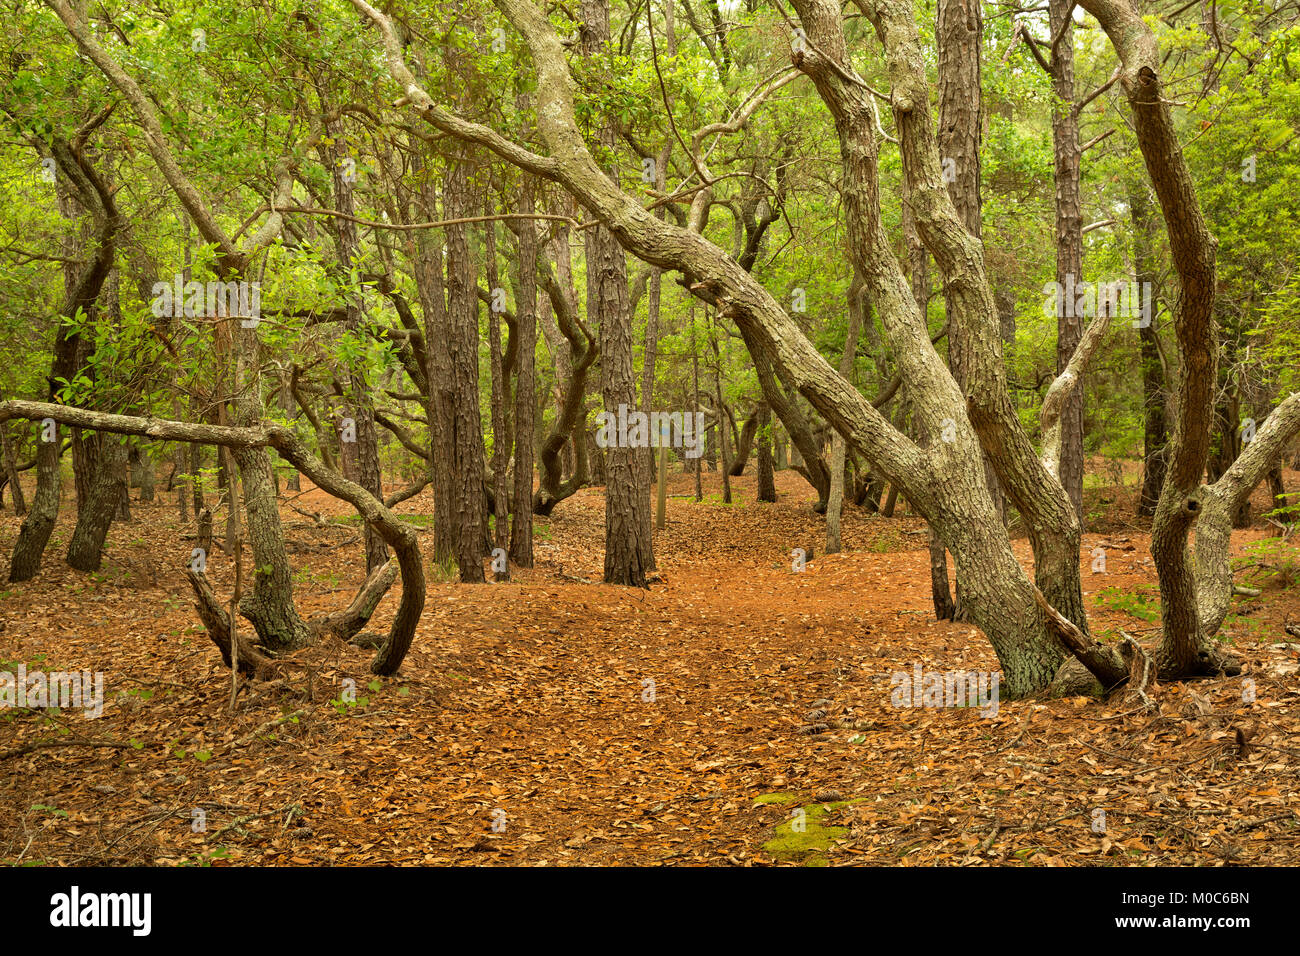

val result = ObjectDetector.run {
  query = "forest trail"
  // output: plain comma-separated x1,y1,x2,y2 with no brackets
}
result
3,468,1299,865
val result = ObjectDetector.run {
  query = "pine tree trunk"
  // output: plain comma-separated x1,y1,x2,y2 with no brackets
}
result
324,116,388,573
416,177,458,568
444,161,487,583
583,0,652,586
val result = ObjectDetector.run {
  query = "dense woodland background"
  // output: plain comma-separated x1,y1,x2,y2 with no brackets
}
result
1,0,1299,866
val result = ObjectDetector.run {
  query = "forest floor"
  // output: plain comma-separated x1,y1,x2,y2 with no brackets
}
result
2,462,1299,866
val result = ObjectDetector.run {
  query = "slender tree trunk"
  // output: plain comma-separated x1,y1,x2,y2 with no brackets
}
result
906,181,955,619
691,305,704,502
756,403,776,503
1132,186,1168,518
136,446,155,503
325,117,388,573
486,196,512,580
510,182,539,567
444,161,488,583
1049,0,1086,523
0,421,27,516
117,445,132,519
826,274,865,552
415,192,457,569
710,310,733,504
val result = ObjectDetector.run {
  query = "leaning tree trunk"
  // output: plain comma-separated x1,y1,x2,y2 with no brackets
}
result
1194,394,1300,641
1073,1,1222,679
728,409,760,477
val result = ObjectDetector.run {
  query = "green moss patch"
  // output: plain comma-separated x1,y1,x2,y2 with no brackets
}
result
758,795,866,865
751,792,800,806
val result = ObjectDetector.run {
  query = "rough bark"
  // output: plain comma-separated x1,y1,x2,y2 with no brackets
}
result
8,423,61,583
510,181,539,566
66,435,127,573
938,0,1004,527
324,115,389,573
444,161,488,583
581,0,653,586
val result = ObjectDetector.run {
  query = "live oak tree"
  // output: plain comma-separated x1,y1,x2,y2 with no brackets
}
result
5,0,1299,697
346,0,1298,695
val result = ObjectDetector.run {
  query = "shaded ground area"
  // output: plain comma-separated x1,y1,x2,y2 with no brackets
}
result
2,465,1299,865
